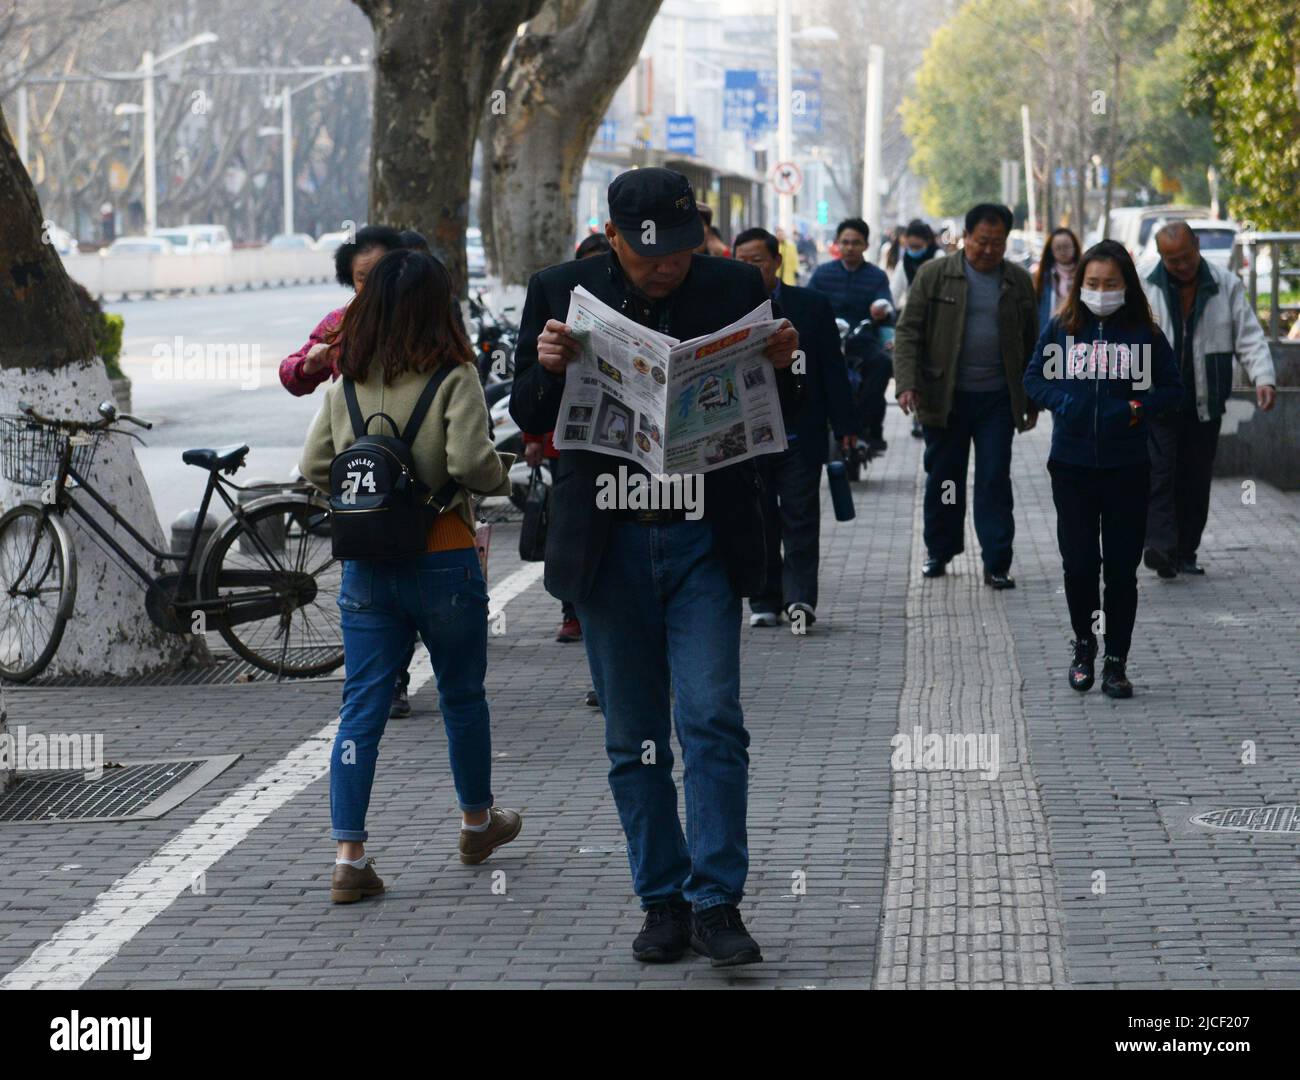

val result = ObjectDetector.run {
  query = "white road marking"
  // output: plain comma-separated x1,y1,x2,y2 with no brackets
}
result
0,560,546,990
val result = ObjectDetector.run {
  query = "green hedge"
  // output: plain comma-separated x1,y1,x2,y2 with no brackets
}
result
70,279,125,381
98,314,124,379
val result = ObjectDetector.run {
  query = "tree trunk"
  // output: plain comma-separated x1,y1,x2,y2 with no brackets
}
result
484,0,663,285
356,0,546,294
0,105,195,677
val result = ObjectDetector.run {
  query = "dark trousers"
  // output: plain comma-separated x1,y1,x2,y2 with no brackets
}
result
860,351,893,441
1146,412,1221,560
921,389,1015,573
750,445,823,614
1048,460,1149,660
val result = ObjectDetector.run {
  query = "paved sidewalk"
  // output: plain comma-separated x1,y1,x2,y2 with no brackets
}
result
0,408,1296,989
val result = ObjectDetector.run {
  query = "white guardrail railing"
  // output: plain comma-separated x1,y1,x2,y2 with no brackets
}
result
63,249,335,299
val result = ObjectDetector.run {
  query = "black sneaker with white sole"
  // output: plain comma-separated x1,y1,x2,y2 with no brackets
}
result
633,900,692,962
690,904,762,967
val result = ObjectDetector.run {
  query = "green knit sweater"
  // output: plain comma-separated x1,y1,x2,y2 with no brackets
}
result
299,361,513,536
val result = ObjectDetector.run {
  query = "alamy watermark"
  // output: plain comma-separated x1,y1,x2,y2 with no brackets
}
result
1041,337,1151,390
0,725,104,780
152,336,261,389
890,727,1001,780
595,465,703,520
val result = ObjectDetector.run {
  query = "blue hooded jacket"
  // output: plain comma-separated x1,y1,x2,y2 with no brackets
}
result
1023,313,1182,469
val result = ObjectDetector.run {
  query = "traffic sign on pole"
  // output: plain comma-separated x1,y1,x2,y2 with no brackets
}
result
771,161,803,197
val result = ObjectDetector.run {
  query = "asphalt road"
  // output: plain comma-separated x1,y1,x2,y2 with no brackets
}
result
107,283,349,529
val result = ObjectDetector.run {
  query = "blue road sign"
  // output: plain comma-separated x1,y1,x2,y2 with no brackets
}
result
723,69,822,135
667,115,696,156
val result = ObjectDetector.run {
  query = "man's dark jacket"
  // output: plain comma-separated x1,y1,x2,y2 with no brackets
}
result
509,251,802,602
772,283,855,463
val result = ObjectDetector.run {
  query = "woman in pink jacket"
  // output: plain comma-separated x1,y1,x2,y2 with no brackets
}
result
279,225,416,395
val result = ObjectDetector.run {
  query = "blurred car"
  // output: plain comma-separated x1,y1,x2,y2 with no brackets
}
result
1007,229,1043,270
1136,218,1239,275
152,224,232,254
268,232,317,250
315,229,351,253
102,236,173,256
46,224,79,256
467,226,487,279
1105,205,1210,260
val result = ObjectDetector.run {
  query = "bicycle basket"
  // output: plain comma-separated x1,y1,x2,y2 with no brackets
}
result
0,416,104,487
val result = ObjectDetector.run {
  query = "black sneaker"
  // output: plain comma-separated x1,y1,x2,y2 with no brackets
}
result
1068,637,1097,692
389,684,411,719
867,437,888,455
1100,655,1133,699
922,558,948,578
690,904,763,968
633,900,692,963
1144,548,1177,579
584,689,599,708
983,570,1016,589
1178,557,1205,576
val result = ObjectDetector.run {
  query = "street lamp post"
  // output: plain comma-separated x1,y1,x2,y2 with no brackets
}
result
266,69,340,237
16,85,29,170
135,32,217,234
776,0,793,235
142,49,156,233
861,44,884,242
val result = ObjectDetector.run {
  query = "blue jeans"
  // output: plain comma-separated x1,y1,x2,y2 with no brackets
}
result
922,388,1016,573
575,520,750,912
331,547,492,841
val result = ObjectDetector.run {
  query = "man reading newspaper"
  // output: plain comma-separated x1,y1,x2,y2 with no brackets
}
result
554,286,792,476
510,168,802,968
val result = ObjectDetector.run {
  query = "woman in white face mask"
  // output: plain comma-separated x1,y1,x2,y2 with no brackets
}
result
1023,240,1183,699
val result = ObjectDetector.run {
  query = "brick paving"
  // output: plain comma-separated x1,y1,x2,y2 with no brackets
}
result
0,407,1296,989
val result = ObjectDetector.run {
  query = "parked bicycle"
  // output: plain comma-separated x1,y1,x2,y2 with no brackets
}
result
0,401,342,682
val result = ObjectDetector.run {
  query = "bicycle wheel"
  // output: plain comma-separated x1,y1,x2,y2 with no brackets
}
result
0,505,74,682
200,496,343,677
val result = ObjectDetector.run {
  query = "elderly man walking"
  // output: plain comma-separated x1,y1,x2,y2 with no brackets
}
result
510,168,801,968
1141,221,1277,578
893,203,1040,587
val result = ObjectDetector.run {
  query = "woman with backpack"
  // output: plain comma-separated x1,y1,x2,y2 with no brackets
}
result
1023,240,1182,699
300,249,521,903
282,225,431,719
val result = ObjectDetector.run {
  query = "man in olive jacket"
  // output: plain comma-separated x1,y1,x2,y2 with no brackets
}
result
893,203,1039,587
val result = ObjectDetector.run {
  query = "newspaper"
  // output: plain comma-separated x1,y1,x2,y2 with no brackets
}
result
552,286,788,474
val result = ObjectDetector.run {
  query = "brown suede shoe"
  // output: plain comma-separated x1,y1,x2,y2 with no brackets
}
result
458,807,523,865
330,857,385,903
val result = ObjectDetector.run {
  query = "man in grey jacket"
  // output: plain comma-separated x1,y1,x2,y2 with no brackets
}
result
1141,222,1277,577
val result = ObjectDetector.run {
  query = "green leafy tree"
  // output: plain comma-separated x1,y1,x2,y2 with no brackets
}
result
904,0,1217,225
1187,0,1300,228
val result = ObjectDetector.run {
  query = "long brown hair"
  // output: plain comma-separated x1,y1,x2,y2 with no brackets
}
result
1058,239,1156,335
1033,227,1080,298
328,249,473,383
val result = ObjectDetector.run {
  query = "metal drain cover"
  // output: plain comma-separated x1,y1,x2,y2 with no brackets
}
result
1190,806,1300,833
0,755,239,824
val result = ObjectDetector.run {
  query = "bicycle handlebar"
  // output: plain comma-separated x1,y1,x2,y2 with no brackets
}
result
17,401,153,431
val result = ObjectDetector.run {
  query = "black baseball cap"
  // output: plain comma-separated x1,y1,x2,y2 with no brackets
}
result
607,167,704,256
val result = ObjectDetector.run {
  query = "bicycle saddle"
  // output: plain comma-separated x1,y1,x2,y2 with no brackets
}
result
182,444,249,473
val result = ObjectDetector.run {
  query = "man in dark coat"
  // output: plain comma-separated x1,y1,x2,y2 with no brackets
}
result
510,168,801,968
733,227,856,631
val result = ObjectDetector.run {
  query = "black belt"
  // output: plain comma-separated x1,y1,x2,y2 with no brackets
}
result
609,507,691,524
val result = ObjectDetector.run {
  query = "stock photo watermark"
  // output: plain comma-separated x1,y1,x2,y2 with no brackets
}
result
151,336,261,389
0,726,104,780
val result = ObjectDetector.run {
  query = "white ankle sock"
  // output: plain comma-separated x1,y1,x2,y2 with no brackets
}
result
461,813,492,832
335,855,369,868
